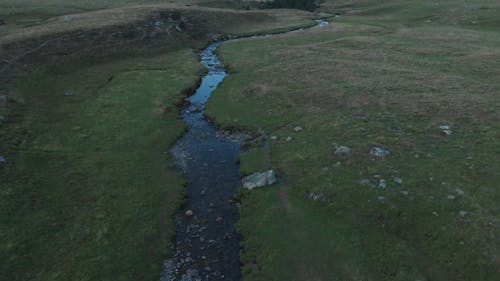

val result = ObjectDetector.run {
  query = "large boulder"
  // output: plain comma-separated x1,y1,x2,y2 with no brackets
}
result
242,170,277,190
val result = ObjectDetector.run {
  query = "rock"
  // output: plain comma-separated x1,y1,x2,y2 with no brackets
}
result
185,210,194,217
442,129,452,136
334,146,351,155
447,195,456,200
439,124,452,135
215,216,223,223
458,210,468,218
270,135,278,140
360,179,371,185
432,211,438,216
378,196,385,202
378,179,387,189
0,155,6,164
394,177,403,184
455,189,465,196
64,91,73,97
242,170,277,190
401,190,409,196
285,136,293,142
439,125,450,130
369,146,390,157
294,126,303,132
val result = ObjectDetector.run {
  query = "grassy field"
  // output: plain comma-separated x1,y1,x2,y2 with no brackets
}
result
206,0,500,280
0,49,203,281
0,2,316,281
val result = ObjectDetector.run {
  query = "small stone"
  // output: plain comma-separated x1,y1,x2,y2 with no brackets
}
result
360,179,371,185
439,125,450,130
64,91,73,97
369,146,390,157
447,195,456,200
334,146,352,155
286,136,293,142
378,196,385,202
294,126,303,132
458,210,468,218
432,211,438,216
270,135,278,140
401,191,409,196
442,129,452,136
0,156,6,164
394,177,403,184
216,216,223,223
439,124,452,135
455,189,465,196
200,190,206,196
242,170,277,190
185,210,194,217
378,179,387,189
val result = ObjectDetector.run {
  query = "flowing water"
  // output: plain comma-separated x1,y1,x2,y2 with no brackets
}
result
161,19,329,281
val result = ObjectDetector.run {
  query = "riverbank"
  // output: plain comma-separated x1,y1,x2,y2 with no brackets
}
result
0,3,317,280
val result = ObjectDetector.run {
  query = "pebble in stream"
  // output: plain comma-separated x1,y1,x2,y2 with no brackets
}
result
160,19,329,281
160,42,243,281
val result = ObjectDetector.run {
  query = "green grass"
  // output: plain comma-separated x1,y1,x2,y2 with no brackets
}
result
0,50,204,281
206,0,500,280
0,3,318,280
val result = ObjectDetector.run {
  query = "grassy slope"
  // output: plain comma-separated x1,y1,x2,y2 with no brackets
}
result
0,3,316,281
206,0,500,280
1,50,203,281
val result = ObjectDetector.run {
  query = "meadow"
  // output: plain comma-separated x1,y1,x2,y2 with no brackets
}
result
206,0,500,280
0,2,314,280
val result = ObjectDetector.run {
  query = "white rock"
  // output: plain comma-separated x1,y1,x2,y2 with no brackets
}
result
455,189,465,196
439,125,450,130
242,170,277,190
378,179,387,189
185,210,193,217
394,177,403,184
458,210,468,218
294,126,303,132
447,195,456,200
442,129,452,136
439,125,452,135
335,146,352,155
360,179,371,185
285,136,293,142
369,146,390,157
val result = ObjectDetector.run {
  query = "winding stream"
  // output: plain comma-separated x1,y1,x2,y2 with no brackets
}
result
161,19,328,281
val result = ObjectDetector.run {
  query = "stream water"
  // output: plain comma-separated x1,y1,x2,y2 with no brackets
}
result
160,19,328,281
